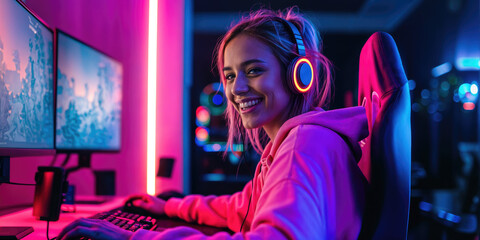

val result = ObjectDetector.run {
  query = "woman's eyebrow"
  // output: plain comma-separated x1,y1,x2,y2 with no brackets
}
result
223,59,266,72
241,59,266,67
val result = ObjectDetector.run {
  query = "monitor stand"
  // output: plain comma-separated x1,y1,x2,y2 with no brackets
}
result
0,226,34,239
65,153,92,176
65,153,108,204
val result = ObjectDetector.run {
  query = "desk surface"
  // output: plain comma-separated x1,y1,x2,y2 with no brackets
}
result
0,197,232,239
0,197,125,239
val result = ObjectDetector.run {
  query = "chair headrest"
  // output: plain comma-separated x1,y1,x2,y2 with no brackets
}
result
358,32,408,103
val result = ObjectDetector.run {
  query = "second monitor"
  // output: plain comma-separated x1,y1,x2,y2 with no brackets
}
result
55,30,123,152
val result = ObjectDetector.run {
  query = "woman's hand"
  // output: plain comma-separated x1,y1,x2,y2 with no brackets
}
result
125,194,167,216
57,218,132,240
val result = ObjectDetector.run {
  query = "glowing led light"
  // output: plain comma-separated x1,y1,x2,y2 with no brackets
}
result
421,89,431,99
231,144,244,152
212,143,221,151
200,83,227,116
440,81,450,91
229,152,240,164
445,213,461,223
202,142,228,152
458,83,470,97
411,103,421,112
463,102,475,110
212,94,223,105
431,62,452,77
195,127,209,145
456,57,480,70
419,201,433,212
437,210,447,219
203,173,226,181
195,106,210,126
453,93,460,102
408,80,416,91
147,0,158,195
293,58,314,93
457,83,479,103
471,84,478,95
196,127,208,140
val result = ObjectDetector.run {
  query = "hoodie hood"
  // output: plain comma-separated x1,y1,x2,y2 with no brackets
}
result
269,106,369,161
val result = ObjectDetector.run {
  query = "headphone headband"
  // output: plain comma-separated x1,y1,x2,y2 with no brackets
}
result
278,19,306,56
277,18,315,94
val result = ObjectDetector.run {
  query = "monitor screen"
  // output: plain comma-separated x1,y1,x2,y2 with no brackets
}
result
0,0,54,150
55,31,123,151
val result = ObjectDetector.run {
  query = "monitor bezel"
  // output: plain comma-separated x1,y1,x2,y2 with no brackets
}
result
16,0,54,32
54,29,123,153
0,0,56,156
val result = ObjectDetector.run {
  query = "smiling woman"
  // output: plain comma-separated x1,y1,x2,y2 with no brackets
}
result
217,9,335,155
223,34,291,139
57,7,369,240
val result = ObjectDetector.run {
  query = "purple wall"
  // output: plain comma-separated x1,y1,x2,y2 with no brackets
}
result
0,0,176,209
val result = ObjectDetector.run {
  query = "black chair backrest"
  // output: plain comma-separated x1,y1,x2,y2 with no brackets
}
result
357,32,412,240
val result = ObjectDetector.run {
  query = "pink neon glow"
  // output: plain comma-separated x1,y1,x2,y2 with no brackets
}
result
293,58,314,92
147,0,158,195
212,144,221,151
195,127,209,141
196,106,210,124
463,102,475,110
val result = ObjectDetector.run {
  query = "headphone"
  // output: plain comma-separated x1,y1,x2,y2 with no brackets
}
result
279,19,315,94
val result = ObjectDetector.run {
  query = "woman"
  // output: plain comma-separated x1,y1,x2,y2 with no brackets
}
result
58,8,369,239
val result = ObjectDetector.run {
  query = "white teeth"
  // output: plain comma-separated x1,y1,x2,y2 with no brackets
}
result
239,99,260,109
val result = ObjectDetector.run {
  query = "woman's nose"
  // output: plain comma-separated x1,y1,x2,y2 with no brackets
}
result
231,73,249,95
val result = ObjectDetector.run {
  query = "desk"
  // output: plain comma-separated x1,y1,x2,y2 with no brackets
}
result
0,197,232,239
0,197,124,239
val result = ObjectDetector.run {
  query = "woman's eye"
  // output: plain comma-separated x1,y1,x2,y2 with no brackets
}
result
247,68,263,76
225,74,235,81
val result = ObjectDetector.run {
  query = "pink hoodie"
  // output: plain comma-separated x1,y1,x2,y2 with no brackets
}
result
131,107,369,239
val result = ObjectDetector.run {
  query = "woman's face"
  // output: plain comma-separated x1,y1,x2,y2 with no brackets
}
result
223,34,291,139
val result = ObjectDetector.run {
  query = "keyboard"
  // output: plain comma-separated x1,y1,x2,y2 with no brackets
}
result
90,208,157,232
51,208,157,240
90,207,234,236
53,206,232,239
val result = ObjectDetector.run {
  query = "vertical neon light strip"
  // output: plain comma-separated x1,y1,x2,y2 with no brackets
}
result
147,0,158,195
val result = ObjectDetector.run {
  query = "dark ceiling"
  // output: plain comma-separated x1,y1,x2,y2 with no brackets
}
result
192,0,424,33
194,0,366,13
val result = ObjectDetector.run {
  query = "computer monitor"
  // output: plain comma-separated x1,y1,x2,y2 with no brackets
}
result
55,30,122,170
0,0,54,238
0,0,55,157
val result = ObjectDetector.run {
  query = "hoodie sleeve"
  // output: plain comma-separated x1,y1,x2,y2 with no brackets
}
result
161,180,253,231
129,180,257,240
130,125,365,240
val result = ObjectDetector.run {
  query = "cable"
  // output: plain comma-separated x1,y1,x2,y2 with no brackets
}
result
49,154,58,166
3,182,35,186
240,179,253,232
239,132,254,232
235,132,247,178
46,220,50,240
60,153,71,167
